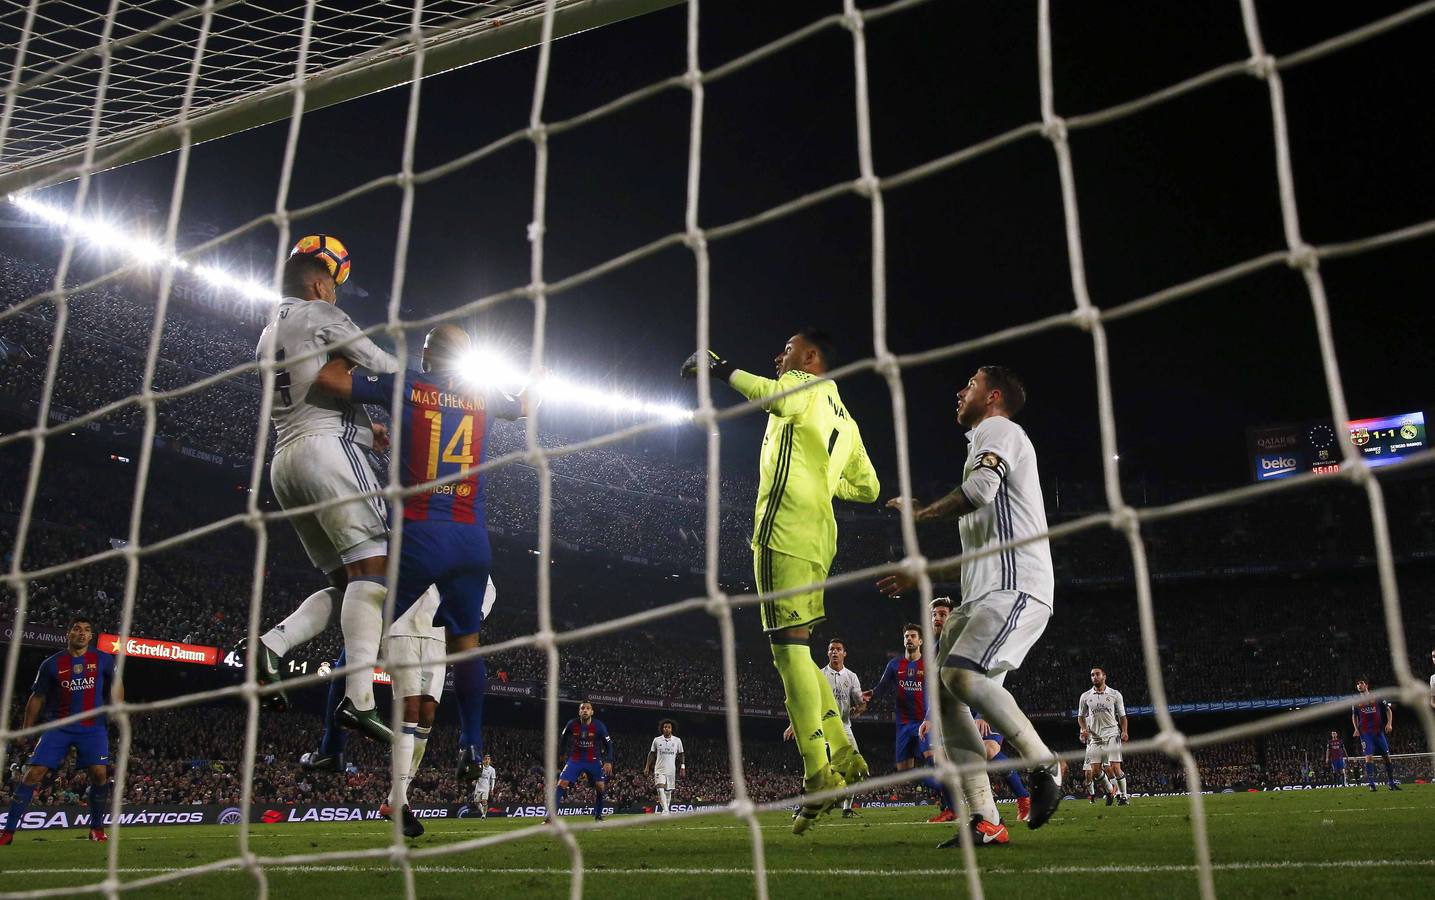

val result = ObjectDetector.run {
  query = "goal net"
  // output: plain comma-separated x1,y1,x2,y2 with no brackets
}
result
3,1,1435,898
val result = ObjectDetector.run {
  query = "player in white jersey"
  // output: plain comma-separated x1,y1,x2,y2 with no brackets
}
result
252,240,396,742
1078,667,1129,806
822,638,864,816
645,720,686,814
880,365,1063,846
470,755,497,815
783,638,866,817
382,576,497,835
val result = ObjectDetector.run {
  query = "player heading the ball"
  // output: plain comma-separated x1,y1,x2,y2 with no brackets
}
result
683,328,881,835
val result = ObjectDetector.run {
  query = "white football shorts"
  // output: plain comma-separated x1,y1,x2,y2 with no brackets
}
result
386,635,445,700
1090,734,1122,764
939,589,1052,676
271,434,389,573
654,771,674,790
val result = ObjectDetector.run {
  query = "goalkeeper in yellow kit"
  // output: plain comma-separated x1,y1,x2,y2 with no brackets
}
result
682,328,881,834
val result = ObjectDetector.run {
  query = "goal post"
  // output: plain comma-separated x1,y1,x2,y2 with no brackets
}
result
0,0,682,197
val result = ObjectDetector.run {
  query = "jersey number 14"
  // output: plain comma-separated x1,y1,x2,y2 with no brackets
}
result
423,411,475,480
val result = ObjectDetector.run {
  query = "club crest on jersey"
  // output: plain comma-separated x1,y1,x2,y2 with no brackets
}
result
86,663,97,672
975,452,1002,471
72,664,84,674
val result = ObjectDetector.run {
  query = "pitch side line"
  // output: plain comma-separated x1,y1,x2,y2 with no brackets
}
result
10,860,1435,877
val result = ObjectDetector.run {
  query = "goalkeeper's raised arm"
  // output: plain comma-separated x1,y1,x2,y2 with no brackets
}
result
681,327,879,835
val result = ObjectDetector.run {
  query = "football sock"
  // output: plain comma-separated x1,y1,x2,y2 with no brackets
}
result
993,750,1029,799
339,577,386,709
262,586,340,657
87,783,108,828
770,640,827,779
1382,754,1396,783
5,782,35,832
391,723,416,807
412,725,431,772
842,796,853,811
318,651,349,757
555,784,567,806
1118,775,1128,797
452,656,487,748
808,661,852,756
593,787,604,820
1365,762,1376,785
936,680,1000,825
948,664,1059,774
1100,772,1113,794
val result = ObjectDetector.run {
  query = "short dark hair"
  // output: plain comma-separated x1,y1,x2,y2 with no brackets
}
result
798,326,836,370
579,698,594,708
660,718,675,729
930,596,954,611
68,616,93,630
1090,666,1105,674
827,638,846,650
282,252,334,297
903,622,921,636
979,365,1027,417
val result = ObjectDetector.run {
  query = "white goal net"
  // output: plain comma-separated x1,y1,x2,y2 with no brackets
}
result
2,1,1435,899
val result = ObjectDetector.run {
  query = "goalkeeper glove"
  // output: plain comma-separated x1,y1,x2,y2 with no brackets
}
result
680,350,734,383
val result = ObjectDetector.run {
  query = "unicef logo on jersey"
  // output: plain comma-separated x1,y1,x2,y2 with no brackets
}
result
217,807,244,825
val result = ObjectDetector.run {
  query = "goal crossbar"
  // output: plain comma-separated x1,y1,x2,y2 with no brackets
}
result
0,0,681,197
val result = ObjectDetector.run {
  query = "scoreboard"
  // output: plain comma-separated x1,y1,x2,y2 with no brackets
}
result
1247,411,1427,482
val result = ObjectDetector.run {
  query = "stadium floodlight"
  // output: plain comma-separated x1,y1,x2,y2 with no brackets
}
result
7,193,280,303
459,350,692,422
7,193,693,422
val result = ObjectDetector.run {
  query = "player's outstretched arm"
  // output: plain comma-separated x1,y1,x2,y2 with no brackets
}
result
313,304,399,374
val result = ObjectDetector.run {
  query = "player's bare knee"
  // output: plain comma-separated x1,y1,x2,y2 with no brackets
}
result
22,765,47,786
402,696,422,721
344,555,387,580
419,698,438,728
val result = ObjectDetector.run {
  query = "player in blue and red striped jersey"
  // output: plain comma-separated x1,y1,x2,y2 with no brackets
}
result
862,624,954,822
314,324,535,781
1325,730,1348,787
2,617,120,845
555,701,614,821
1351,679,1399,791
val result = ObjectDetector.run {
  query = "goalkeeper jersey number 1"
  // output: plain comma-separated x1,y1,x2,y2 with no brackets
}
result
729,368,880,567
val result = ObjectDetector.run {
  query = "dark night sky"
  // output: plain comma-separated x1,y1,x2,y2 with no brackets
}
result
31,1,1435,494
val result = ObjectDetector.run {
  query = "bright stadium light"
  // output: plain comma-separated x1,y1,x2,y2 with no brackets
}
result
458,349,692,422
9,194,694,423
8,192,280,302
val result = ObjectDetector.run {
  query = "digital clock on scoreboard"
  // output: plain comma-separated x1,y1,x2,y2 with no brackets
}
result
1247,411,1427,482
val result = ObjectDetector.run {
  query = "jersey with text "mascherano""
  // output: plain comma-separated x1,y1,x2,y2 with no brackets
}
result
729,368,880,567
32,649,116,730
351,369,521,524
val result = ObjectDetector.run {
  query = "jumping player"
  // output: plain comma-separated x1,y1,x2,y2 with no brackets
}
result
254,236,397,742
1351,679,1399,791
682,329,881,834
314,324,533,781
556,701,614,821
880,365,1063,847
2,617,118,845
1325,731,1348,787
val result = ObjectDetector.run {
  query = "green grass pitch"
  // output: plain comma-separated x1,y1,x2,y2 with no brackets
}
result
2,786,1431,898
